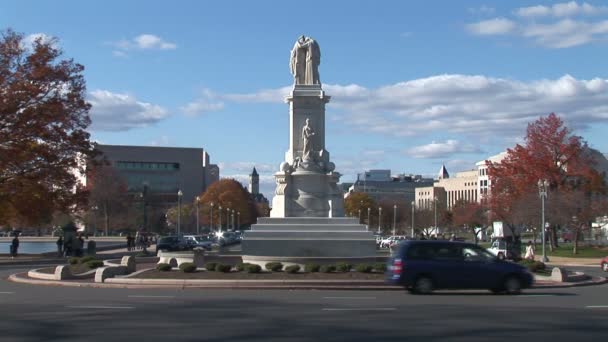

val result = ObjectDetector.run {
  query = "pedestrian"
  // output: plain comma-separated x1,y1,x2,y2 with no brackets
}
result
56,236,64,257
524,241,535,260
64,238,72,257
449,234,456,242
126,233,132,251
10,235,19,259
77,235,85,257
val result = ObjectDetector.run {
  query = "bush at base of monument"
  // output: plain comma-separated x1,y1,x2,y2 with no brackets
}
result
373,263,387,272
85,260,105,269
285,265,301,274
245,264,262,273
319,265,336,273
179,263,197,273
216,264,232,273
356,264,373,273
204,262,218,271
335,262,352,272
236,263,253,272
305,264,320,273
157,263,172,272
265,262,284,272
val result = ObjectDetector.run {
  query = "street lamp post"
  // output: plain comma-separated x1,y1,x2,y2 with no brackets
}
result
141,183,148,231
392,204,397,236
411,201,415,239
378,207,383,234
177,190,183,235
231,210,235,231
367,207,371,232
218,206,222,234
237,212,240,230
195,196,200,235
358,209,362,224
538,179,550,262
226,208,230,231
434,196,438,235
210,202,214,233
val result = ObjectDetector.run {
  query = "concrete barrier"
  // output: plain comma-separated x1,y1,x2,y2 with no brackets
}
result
28,265,96,281
95,265,129,283
157,249,205,267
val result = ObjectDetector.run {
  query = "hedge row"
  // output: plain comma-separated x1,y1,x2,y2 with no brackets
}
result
155,262,389,274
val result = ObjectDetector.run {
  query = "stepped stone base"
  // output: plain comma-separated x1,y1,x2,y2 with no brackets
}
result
241,217,376,265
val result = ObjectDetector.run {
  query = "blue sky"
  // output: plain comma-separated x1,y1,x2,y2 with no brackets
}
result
3,1,608,200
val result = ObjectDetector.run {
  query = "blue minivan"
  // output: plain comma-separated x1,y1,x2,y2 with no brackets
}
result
386,240,534,294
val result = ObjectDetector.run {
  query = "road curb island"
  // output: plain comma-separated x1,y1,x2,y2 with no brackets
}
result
8,271,607,290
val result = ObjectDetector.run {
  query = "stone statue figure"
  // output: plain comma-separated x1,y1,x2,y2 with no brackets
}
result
301,118,315,161
290,35,321,85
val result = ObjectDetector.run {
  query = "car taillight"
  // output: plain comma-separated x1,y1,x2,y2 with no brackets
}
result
393,258,403,276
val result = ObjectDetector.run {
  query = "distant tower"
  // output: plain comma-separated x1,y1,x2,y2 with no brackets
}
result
438,164,450,180
249,167,259,195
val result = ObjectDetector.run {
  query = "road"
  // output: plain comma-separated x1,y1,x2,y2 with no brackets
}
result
0,264,607,342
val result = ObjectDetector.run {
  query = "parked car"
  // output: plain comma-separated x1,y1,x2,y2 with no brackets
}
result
183,235,213,250
380,236,406,249
386,240,534,294
601,256,608,272
155,236,189,253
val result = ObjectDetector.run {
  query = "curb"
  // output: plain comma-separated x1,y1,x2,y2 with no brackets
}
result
8,271,608,290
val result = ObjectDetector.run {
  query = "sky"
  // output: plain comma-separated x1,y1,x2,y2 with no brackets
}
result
3,0,608,200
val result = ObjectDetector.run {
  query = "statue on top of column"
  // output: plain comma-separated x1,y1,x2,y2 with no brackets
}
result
290,35,321,86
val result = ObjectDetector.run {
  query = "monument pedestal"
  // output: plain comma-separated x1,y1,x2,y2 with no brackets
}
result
242,217,377,267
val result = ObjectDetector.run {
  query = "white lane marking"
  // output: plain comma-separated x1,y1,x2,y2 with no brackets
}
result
322,308,396,311
519,295,556,297
128,295,175,298
585,306,608,309
0,292,15,294
323,297,377,300
66,306,135,310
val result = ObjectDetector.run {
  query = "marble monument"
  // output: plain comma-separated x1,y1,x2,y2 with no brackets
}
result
241,36,376,266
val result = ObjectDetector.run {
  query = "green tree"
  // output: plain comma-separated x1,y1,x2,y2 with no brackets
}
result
344,192,376,224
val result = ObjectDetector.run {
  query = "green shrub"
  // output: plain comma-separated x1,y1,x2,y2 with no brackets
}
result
236,263,251,272
79,256,95,264
319,265,336,273
68,257,80,265
335,262,352,272
305,263,320,273
204,262,218,271
245,264,262,273
285,265,301,274
518,260,546,273
356,264,373,273
265,262,284,272
373,263,387,272
216,263,232,273
179,262,197,273
85,260,105,269
156,263,172,271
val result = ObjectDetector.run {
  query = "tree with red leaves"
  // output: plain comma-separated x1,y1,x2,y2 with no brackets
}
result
196,179,258,229
487,113,607,254
0,29,95,227
451,200,487,244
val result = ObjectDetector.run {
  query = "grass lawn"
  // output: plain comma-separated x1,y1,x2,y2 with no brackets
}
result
541,244,608,258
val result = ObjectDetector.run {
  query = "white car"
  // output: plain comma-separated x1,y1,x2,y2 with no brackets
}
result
380,236,406,249
487,239,508,260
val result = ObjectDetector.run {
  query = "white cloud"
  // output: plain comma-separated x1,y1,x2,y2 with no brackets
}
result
180,89,225,116
149,135,170,146
21,33,57,50
88,90,170,131
467,18,516,35
469,6,496,16
210,74,608,144
109,34,176,56
468,2,608,48
516,1,608,17
133,34,177,50
406,140,482,159
523,19,608,48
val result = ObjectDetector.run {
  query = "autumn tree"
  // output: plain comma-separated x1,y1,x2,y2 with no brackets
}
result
0,29,95,226
451,200,487,244
344,192,376,224
196,179,258,229
487,113,607,254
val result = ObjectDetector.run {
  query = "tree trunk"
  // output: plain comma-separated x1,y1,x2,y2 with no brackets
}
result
573,227,579,255
548,225,555,251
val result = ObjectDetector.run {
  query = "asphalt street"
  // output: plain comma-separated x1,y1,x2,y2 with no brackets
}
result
1,265,607,342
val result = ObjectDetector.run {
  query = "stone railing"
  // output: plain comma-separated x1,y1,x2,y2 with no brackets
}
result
28,265,96,281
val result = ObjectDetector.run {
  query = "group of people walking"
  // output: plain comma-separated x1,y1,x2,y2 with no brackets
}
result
56,235,91,257
126,233,151,252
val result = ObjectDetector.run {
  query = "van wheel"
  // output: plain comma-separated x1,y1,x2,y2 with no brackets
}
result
413,276,434,294
503,276,522,295
497,253,505,261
